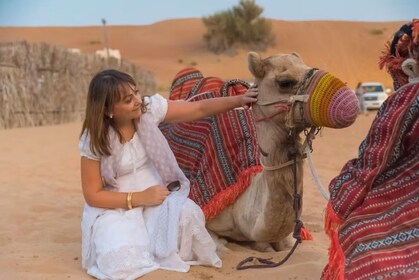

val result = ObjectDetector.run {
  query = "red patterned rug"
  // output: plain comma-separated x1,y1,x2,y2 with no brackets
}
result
159,68,262,220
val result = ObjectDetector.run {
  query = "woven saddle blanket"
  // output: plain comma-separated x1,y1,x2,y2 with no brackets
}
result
159,68,262,220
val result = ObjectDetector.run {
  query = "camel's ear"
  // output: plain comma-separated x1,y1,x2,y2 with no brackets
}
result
291,52,304,63
248,52,265,79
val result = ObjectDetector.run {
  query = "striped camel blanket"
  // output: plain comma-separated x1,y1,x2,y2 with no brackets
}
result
159,68,262,220
323,82,419,280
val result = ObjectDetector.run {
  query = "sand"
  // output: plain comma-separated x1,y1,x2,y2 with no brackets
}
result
0,18,389,279
0,113,376,279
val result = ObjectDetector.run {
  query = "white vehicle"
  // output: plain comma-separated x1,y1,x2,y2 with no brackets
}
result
361,82,388,109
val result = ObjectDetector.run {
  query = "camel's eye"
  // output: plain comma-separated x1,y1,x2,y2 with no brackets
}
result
277,79,297,90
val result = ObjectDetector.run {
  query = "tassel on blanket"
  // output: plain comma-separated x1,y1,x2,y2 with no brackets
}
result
301,225,313,241
322,202,345,280
203,166,262,221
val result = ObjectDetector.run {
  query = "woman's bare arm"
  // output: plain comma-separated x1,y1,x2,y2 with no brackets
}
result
163,87,258,123
80,157,170,209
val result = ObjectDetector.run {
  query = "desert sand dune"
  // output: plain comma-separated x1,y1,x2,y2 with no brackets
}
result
0,19,403,90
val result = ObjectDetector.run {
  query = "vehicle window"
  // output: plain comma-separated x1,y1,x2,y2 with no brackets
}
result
362,85,384,93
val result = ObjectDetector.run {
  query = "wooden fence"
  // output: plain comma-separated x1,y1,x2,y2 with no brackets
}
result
0,41,156,129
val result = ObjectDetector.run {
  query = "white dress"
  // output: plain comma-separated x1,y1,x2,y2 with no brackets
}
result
79,94,221,280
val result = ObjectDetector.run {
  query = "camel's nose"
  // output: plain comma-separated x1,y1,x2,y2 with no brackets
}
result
304,70,359,128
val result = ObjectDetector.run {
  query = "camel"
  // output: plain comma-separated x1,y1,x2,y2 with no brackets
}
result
204,52,358,251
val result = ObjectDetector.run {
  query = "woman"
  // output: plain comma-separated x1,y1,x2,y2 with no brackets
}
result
79,69,258,279
323,19,419,280
354,82,367,115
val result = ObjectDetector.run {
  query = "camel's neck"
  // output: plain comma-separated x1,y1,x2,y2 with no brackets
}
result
256,121,303,175
253,120,304,232
222,111,307,242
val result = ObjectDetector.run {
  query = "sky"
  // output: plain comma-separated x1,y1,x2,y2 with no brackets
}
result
0,0,417,27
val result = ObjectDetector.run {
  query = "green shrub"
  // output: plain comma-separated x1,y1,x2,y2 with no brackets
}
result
369,29,384,35
203,0,275,55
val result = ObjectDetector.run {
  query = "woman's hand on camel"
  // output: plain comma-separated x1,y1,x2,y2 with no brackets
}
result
241,86,258,109
139,185,171,206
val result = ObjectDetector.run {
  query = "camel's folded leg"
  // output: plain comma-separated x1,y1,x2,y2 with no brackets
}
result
247,236,293,252
271,234,293,251
249,242,275,252
208,230,230,253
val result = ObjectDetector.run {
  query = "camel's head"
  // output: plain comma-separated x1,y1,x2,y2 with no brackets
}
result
248,52,359,129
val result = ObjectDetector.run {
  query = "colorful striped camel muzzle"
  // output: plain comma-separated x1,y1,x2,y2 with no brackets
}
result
257,69,359,129
303,70,359,128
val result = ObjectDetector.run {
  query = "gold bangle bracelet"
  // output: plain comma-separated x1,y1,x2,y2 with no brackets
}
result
127,192,133,210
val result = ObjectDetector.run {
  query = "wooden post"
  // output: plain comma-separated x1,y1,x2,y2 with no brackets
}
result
101,18,110,66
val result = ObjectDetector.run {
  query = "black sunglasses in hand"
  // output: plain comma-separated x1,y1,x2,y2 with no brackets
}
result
167,180,181,192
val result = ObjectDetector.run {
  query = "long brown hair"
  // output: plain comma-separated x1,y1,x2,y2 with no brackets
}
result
80,69,147,156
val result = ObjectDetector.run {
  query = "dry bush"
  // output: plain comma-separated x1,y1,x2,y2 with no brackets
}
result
0,41,156,129
203,0,275,55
